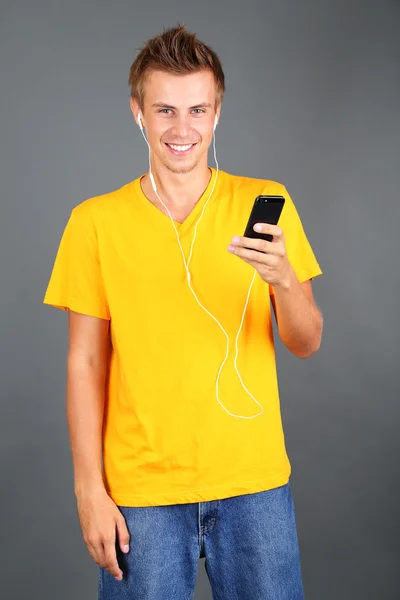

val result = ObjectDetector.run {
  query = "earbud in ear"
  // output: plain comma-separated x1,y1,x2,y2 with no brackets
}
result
138,112,143,130
213,115,218,131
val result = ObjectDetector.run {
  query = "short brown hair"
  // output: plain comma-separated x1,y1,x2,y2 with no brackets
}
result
128,24,225,113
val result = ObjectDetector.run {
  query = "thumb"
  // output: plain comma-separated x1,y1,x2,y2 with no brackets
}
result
116,517,130,553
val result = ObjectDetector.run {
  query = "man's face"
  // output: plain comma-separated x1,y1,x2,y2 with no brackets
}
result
131,70,220,175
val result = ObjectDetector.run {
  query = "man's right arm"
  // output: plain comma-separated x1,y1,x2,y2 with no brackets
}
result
67,310,109,498
67,310,130,581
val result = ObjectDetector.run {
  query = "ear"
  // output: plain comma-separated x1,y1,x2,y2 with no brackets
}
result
130,97,142,127
215,104,222,127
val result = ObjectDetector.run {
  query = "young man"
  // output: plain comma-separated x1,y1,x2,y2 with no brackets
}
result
43,24,323,600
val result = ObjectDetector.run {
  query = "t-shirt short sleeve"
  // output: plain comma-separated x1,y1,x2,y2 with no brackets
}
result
270,185,323,295
43,206,110,320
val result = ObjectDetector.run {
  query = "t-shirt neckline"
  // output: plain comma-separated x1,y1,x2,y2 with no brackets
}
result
132,166,219,233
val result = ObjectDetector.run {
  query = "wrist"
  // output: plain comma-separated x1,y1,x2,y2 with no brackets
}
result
74,478,106,500
273,264,294,291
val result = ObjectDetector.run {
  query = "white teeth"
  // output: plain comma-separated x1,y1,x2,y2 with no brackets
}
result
168,144,193,151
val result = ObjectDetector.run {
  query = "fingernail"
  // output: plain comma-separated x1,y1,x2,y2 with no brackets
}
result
254,224,262,232
123,544,129,553
232,236,240,243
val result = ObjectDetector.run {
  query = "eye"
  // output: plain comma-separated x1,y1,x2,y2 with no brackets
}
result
157,108,205,115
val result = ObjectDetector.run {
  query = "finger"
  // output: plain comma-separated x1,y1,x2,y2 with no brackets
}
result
103,537,123,580
87,538,123,581
230,236,283,255
228,244,279,266
253,223,283,239
87,538,107,567
116,517,130,554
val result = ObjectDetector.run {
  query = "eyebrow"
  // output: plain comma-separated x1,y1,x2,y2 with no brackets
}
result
151,102,213,110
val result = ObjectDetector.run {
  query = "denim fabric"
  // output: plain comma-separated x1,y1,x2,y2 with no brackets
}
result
98,482,304,599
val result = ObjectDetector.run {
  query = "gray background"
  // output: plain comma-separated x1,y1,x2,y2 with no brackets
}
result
1,0,399,598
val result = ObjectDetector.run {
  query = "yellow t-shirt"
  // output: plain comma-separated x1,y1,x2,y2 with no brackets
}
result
43,167,322,507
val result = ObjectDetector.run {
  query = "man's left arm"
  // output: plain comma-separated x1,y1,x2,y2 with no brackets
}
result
227,222,323,359
270,276,323,358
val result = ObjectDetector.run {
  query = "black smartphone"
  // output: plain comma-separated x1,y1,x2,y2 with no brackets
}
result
243,195,285,244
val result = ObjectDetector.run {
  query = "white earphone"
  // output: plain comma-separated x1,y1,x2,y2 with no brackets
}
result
136,110,263,420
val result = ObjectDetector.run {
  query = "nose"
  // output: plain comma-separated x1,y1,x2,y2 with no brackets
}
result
170,113,192,139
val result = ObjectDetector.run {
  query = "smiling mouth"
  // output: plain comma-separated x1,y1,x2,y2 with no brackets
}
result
165,142,197,156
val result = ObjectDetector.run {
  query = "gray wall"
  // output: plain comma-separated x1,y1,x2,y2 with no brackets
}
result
1,0,399,598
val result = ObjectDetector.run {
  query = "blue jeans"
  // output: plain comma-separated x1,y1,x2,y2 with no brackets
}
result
98,482,304,599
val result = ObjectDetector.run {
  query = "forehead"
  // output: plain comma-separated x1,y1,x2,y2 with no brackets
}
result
144,70,216,106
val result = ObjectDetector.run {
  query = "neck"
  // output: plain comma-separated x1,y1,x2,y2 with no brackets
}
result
142,161,212,210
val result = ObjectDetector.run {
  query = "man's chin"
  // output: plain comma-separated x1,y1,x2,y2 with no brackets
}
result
161,157,200,175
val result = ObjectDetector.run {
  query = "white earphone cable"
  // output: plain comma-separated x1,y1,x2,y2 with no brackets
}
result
138,115,263,419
